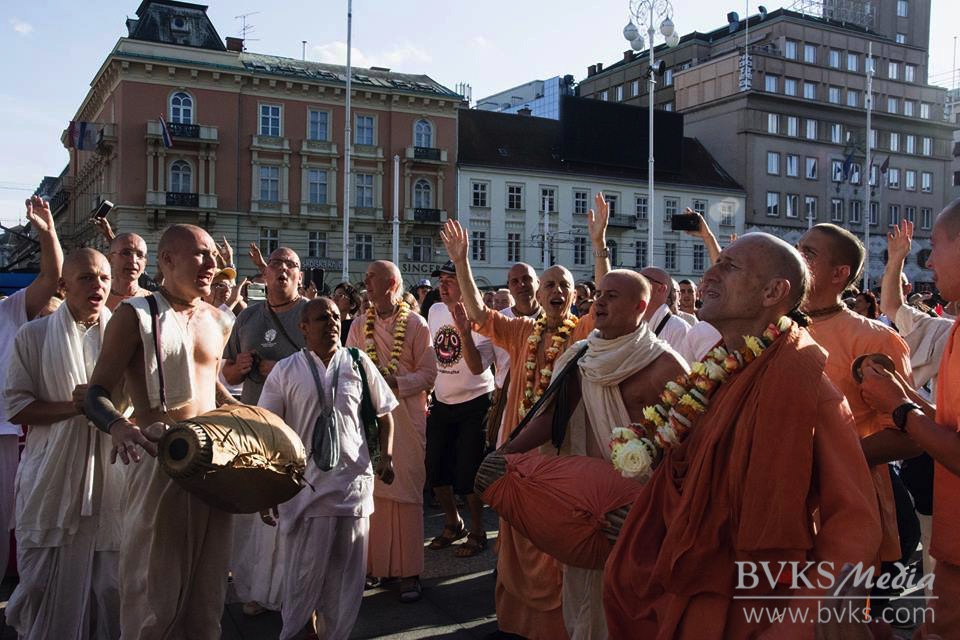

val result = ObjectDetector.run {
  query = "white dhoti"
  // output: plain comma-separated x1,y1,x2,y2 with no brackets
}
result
280,516,369,640
229,513,284,610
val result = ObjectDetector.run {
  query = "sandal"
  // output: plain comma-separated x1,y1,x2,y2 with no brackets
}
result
398,576,422,603
454,532,488,558
428,520,466,550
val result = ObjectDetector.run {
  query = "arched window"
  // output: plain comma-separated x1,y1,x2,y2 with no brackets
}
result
169,160,192,193
170,92,193,124
414,119,433,148
414,179,432,208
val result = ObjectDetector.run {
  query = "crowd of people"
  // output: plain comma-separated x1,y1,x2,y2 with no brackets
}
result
0,191,958,640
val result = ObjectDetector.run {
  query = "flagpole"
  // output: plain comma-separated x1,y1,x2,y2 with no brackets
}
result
862,41,873,291
340,0,353,282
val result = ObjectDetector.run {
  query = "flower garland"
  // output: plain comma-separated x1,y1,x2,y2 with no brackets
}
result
364,301,411,375
518,314,579,420
610,316,793,480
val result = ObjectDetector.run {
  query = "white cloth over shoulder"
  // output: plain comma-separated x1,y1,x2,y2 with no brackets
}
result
125,292,194,410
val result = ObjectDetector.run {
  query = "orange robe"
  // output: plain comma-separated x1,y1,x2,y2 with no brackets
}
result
477,310,594,640
604,326,881,639
806,309,912,562
918,320,960,638
346,308,437,578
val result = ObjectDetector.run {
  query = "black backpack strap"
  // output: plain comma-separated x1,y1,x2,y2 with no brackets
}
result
508,342,589,445
654,311,672,337
145,295,167,412
347,347,381,464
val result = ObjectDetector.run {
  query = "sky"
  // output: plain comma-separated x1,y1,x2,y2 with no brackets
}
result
1,0,957,229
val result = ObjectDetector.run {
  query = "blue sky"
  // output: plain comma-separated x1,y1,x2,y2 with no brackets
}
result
1,0,957,228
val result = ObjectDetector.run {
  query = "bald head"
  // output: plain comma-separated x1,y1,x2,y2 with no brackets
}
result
639,267,670,319
365,260,402,303
157,224,207,257
63,248,110,278
938,198,960,239
594,270,651,338
110,232,146,255
739,233,808,313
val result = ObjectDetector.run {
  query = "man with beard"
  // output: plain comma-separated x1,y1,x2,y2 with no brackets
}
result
440,193,609,639
5,249,121,638
85,224,237,639
604,233,881,639
105,233,149,311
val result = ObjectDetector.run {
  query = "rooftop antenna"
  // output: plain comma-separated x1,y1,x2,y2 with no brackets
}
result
235,11,260,51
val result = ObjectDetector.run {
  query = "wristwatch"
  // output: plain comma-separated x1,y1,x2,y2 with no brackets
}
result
892,402,922,432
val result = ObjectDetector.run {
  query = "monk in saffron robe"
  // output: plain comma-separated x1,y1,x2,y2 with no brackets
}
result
799,224,917,568
440,197,609,639
604,233,882,639
346,260,436,602
860,200,960,639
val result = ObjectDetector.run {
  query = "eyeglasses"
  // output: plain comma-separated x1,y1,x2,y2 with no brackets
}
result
268,258,300,270
644,276,667,288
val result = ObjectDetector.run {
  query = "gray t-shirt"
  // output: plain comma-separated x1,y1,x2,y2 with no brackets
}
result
223,299,308,404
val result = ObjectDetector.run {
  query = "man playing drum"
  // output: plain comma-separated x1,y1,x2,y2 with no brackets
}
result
85,224,237,639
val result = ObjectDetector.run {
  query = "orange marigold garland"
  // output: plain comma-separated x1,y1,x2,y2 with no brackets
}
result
364,301,411,375
518,314,578,420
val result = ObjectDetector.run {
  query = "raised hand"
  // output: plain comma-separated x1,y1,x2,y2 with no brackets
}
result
248,242,267,273
218,236,234,266
25,196,55,235
90,216,115,242
681,207,708,240
440,219,469,264
451,302,472,334
587,192,609,246
887,220,913,263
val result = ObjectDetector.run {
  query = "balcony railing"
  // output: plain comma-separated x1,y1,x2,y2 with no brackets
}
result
607,215,636,228
147,120,218,143
412,208,444,223
167,122,200,138
166,192,199,207
405,146,448,162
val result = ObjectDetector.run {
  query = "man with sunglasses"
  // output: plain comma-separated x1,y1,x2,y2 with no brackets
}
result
638,266,690,352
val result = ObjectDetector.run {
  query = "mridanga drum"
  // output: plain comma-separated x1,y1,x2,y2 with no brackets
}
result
158,404,306,514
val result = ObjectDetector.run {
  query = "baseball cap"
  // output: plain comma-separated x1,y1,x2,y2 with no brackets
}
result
416,278,432,288
214,266,237,282
431,261,456,277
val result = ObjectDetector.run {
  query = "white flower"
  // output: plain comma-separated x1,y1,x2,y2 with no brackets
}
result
616,438,655,479
657,424,681,447
611,427,638,442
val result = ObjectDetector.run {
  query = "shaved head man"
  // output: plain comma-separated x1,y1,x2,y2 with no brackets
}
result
506,263,541,318
639,266,690,350
106,232,148,311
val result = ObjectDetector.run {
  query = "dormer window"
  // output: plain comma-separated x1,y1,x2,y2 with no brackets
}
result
171,16,190,33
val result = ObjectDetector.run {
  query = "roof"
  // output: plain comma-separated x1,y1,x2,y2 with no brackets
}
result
128,0,225,51
457,108,742,192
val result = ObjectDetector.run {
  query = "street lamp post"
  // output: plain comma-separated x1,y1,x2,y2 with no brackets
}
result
624,0,679,268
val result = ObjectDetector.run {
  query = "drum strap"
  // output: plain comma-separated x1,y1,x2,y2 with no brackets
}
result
303,348,340,471
145,295,168,413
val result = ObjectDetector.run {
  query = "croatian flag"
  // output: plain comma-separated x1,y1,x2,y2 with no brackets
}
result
67,121,98,150
159,115,174,149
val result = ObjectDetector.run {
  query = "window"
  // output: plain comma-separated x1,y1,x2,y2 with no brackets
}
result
169,160,192,193
767,151,780,175
414,179,432,208
308,109,328,141
897,0,908,17
693,244,706,272
906,206,916,223
664,69,674,86
847,53,859,72
574,189,589,214
920,103,931,119
805,157,818,180
896,33,907,44
414,119,433,147
631,80,639,96
606,194,619,216
869,201,880,225
259,165,280,202
355,115,376,146
785,40,798,60
828,86,841,104
905,64,916,83
784,78,798,96
767,113,779,134
574,236,587,266
921,172,933,192
922,137,932,156
889,205,900,226
805,196,818,222
890,132,900,152
169,92,193,124
888,167,900,189
693,199,707,216
786,154,799,177
720,203,735,226
830,123,842,144
507,233,522,263
766,192,780,216
355,233,373,261
831,159,844,182
805,119,817,140
663,102,674,112
664,197,678,221
308,231,327,258
635,240,648,268
607,240,618,267
803,82,817,100
921,208,932,229
635,195,648,220
471,231,488,260
904,100,915,117
471,181,488,207
847,90,859,107
765,75,778,92
851,163,862,185
665,242,678,271
412,235,433,262
850,201,862,224
600,90,608,101
540,187,556,213
307,168,327,204
803,44,817,64
887,97,898,114
259,104,281,136
906,135,916,154
787,116,799,137
354,172,374,207
888,62,899,80
507,184,524,210
259,227,279,254
786,194,799,218
615,85,624,101
829,49,841,68
870,163,878,186
831,198,844,222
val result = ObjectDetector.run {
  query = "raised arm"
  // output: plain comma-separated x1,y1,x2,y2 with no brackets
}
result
589,192,611,282
91,216,116,243
682,208,723,266
452,302,486,375
440,219,489,327
23,196,64,320
248,243,267,274
880,220,911,320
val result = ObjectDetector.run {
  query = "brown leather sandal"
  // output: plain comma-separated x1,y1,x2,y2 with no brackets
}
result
454,532,488,558
427,520,466,550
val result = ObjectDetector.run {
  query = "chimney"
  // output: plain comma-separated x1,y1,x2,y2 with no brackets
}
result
225,37,244,52
126,18,139,36
587,64,597,77
623,50,634,62
517,107,533,116
596,62,604,72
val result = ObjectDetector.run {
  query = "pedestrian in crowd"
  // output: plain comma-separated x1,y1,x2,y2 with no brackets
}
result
492,288,513,311
333,282,362,345
413,278,432,306
676,279,699,325
104,232,148,311
638,267,690,351
853,290,880,320
574,281,594,317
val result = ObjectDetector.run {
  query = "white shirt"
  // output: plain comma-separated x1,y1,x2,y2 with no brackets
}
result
894,304,954,399
258,348,398,526
427,303,495,404
677,310,699,326
0,289,29,436
678,320,723,365
647,304,690,353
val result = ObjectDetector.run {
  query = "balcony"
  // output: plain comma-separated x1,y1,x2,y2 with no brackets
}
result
607,215,637,228
408,208,446,224
166,192,198,207
353,144,383,159
146,191,218,209
251,135,290,151
301,139,338,156
405,146,448,163
147,120,218,144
